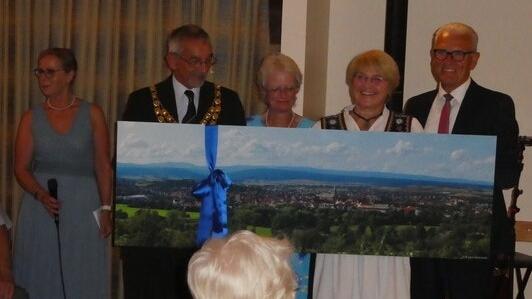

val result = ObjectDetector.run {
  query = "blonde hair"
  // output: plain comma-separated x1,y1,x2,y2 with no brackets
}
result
345,49,400,96
432,22,478,51
256,53,302,96
187,230,296,299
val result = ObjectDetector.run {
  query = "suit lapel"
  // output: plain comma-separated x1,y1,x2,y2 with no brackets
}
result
452,80,479,134
157,76,179,122
196,81,214,124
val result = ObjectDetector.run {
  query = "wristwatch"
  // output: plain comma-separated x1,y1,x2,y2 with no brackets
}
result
101,205,112,211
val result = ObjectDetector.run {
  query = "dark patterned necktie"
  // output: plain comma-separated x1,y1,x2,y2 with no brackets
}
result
438,94,453,134
182,90,196,123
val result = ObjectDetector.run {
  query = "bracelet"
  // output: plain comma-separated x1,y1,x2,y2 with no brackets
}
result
101,205,112,211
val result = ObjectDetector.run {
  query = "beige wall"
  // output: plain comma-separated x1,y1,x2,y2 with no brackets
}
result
281,0,308,115
282,0,386,119
285,0,532,295
322,0,386,116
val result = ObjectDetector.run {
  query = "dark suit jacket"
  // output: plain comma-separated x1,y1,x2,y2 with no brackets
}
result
123,75,246,125
405,80,519,299
120,76,246,299
405,80,519,254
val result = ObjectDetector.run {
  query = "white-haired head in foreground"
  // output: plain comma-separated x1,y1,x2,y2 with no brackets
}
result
187,230,296,299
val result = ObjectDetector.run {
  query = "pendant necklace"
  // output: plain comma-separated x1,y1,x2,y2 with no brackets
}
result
351,107,382,123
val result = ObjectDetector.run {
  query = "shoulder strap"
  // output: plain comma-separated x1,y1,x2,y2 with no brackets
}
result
385,112,413,132
320,112,347,130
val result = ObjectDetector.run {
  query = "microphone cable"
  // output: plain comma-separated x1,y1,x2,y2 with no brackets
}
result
48,178,67,299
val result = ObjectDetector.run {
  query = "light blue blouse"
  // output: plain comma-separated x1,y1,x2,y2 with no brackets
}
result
246,114,315,128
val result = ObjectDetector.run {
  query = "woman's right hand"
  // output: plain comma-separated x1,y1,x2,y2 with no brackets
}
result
35,191,60,217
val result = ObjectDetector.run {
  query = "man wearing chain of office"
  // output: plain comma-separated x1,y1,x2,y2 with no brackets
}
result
122,24,246,299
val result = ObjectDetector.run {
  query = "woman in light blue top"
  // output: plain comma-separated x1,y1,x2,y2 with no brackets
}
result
247,53,313,299
247,53,313,128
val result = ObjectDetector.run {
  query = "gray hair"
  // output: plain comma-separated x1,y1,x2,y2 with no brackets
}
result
166,24,211,54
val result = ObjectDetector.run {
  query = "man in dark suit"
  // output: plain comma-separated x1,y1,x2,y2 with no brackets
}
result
121,24,246,299
123,25,245,125
404,22,519,299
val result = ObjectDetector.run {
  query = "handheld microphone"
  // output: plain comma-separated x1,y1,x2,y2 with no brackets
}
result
48,178,67,299
47,178,58,223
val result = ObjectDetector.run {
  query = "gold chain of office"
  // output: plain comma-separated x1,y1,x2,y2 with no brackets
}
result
149,85,222,125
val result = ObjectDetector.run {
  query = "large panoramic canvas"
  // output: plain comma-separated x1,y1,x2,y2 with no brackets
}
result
114,121,496,259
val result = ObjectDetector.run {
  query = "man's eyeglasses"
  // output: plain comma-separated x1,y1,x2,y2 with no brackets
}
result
264,86,298,95
33,68,65,78
431,49,477,62
353,73,386,85
172,53,217,68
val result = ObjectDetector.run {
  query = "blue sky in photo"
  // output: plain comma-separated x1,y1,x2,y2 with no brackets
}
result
117,122,496,183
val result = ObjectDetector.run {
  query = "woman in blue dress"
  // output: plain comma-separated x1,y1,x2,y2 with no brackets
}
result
13,48,112,299
248,53,313,299
247,53,314,128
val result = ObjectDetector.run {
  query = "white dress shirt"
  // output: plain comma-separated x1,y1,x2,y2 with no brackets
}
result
172,76,200,123
423,78,471,133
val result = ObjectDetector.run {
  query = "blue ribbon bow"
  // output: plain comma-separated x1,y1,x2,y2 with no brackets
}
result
193,126,231,247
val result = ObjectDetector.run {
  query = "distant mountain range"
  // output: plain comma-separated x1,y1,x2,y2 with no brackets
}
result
117,162,492,188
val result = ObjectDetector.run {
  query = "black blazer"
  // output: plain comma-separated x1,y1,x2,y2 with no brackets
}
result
123,76,246,125
404,80,520,253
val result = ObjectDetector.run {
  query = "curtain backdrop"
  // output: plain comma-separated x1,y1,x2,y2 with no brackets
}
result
0,1,271,297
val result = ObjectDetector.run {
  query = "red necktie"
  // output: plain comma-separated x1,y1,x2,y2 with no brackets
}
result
438,94,453,134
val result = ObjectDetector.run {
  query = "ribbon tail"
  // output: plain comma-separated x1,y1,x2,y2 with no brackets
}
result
211,171,231,237
194,126,231,247
194,181,213,247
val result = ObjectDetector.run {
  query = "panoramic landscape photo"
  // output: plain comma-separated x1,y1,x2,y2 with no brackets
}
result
114,122,496,259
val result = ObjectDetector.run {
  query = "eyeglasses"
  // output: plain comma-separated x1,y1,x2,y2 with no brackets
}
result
264,86,299,95
431,49,477,62
33,68,65,78
353,73,386,85
171,53,217,68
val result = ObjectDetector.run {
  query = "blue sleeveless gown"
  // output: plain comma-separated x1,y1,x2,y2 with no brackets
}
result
14,100,109,299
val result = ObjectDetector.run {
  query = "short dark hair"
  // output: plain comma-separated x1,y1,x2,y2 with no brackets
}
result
166,24,211,54
38,48,78,73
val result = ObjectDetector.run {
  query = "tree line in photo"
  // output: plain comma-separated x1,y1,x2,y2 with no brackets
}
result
115,203,490,259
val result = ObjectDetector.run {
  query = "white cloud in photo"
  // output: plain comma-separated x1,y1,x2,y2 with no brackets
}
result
385,140,414,156
450,149,466,161
116,123,497,182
